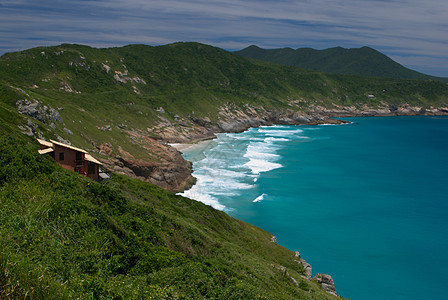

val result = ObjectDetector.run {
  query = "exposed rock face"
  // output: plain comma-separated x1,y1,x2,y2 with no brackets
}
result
313,273,337,296
156,104,348,144
17,93,448,193
310,103,448,117
294,251,312,280
99,134,195,193
294,251,338,295
132,102,448,191
16,99,64,124
109,155,195,192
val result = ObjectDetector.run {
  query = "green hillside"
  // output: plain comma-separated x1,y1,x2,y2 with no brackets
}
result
1,41,448,299
1,42,447,190
1,42,447,157
235,45,448,82
0,120,338,299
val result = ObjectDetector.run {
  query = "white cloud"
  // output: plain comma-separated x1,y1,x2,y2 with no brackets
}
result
0,0,447,76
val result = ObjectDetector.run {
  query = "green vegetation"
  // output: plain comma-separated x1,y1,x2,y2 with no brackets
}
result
235,45,448,82
0,125,337,299
1,42,447,160
1,41,448,299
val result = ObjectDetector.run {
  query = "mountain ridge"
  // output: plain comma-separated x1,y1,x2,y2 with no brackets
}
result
235,45,448,82
1,41,448,298
1,42,448,190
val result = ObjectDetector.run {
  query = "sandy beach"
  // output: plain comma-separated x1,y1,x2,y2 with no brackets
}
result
170,139,215,153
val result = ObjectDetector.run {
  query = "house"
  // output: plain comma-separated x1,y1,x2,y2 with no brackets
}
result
37,139,107,181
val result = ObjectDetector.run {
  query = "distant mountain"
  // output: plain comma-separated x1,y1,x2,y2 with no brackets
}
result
235,45,448,82
1,42,447,297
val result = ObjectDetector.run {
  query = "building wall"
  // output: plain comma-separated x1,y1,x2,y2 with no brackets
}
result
84,161,99,181
54,145,81,172
51,144,99,180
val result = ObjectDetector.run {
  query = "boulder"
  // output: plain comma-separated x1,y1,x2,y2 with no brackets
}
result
313,273,337,296
301,259,313,280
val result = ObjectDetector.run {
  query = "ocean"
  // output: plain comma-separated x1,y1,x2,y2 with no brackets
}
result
179,116,448,300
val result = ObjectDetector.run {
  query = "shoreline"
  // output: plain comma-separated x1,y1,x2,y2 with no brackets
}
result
102,106,448,193
169,138,216,153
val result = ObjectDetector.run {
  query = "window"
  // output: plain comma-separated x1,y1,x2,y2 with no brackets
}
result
76,151,82,161
87,162,95,174
59,152,64,161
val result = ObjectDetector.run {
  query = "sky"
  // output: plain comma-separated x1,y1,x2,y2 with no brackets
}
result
0,0,447,77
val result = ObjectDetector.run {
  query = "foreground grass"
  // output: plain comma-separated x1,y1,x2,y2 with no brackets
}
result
0,129,338,299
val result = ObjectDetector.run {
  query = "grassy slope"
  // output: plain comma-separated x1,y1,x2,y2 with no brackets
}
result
1,42,448,161
2,42,448,299
0,117,337,299
235,45,448,82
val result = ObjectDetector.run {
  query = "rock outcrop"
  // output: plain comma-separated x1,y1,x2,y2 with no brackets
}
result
98,132,196,193
95,102,448,191
16,92,448,193
294,251,313,280
309,103,448,117
313,273,337,296
105,154,195,193
154,104,348,144
294,251,338,296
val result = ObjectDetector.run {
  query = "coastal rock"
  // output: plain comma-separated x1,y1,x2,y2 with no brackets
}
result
300,259,313,280
270,236,277,244
100,134,196,192
293,251,312,279
313,273,337,296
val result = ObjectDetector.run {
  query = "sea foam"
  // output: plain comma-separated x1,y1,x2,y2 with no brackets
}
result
253,193,267,203
180,124,306,209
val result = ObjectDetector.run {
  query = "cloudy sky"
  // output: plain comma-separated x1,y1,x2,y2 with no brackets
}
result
1,0,447,76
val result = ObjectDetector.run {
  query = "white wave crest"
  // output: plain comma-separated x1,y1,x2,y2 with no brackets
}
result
264,137,290,142
244,159,283,174
179,188,225,210
258,128,304,136
253,193,267,203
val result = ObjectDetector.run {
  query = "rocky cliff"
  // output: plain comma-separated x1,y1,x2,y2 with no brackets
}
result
115,101,447,192
16,93,448,193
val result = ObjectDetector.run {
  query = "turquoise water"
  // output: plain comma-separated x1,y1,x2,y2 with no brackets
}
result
180,116,448,299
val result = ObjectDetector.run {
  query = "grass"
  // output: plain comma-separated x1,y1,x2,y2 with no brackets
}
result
1,42,447,162
1,42,447,298
235,45,448,82
0,127,339,299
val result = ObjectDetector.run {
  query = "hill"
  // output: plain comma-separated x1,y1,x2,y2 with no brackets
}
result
1,42,448,189
1,41,448,298
235,45,448,82
0,123,339,299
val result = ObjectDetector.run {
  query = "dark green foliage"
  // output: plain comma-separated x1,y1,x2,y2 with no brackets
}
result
0,42,447,162
0,129,337,299
0,42,446,298
236,45,448,82
0,135,54,184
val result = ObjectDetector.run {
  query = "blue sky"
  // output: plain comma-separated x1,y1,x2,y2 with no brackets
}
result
1,0,447,76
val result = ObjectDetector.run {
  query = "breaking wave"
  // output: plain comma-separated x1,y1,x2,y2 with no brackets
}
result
178,125,308,210
253,193,267,203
